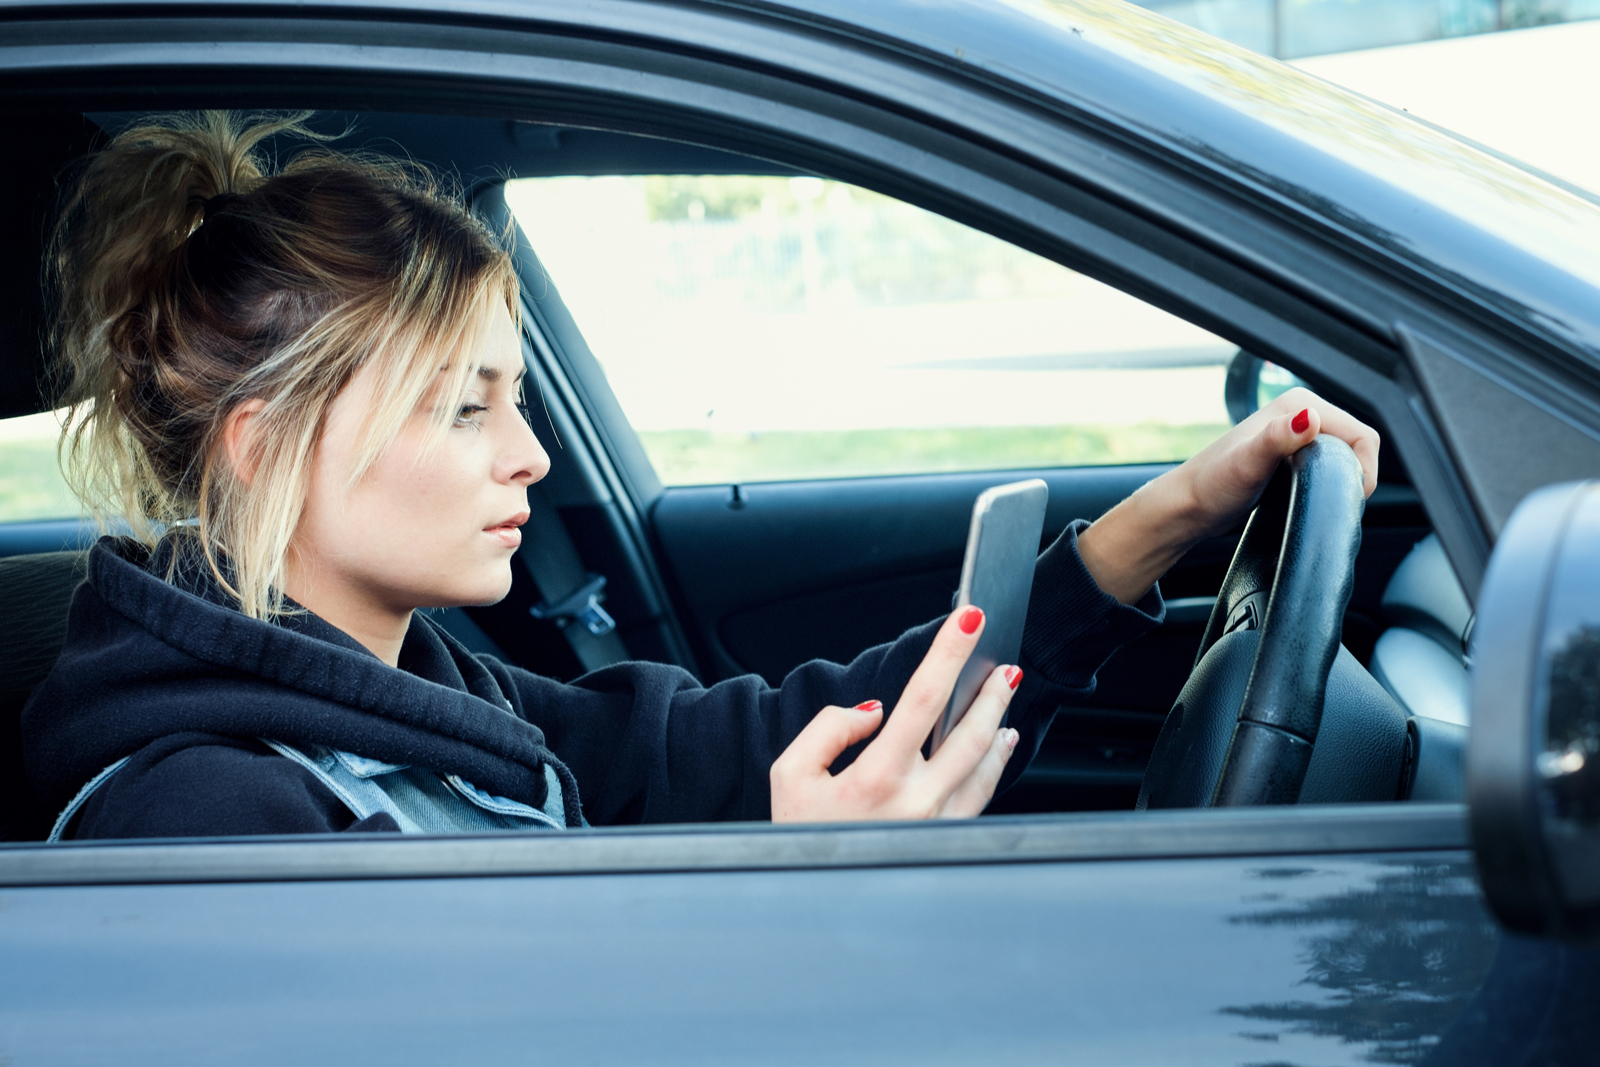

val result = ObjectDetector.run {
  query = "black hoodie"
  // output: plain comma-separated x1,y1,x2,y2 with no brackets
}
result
22,522,1161,838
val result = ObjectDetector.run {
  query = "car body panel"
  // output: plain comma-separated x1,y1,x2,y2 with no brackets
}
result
0,830,1495,1064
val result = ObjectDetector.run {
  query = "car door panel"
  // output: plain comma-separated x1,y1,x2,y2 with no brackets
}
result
0,816,1494,1065
652,465,1429,811
652,465,1178,685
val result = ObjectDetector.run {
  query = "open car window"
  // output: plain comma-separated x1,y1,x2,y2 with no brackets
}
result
505,175,1235,486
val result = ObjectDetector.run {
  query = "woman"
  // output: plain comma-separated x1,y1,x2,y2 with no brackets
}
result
21,113,1379,839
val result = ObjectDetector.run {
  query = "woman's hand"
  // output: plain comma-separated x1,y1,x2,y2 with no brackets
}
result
1078,388,1380,603
770,606,1022,822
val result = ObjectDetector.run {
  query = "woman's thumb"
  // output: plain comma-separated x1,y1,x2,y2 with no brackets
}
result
1270,405,1319,456
775,702,884,778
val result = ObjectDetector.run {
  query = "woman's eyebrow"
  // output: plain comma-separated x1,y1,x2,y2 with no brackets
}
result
475,366,525,383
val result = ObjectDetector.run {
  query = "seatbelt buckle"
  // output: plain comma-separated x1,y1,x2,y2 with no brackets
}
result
529,573,617,637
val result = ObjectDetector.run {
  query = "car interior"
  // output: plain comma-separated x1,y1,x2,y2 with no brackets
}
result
0,109,1474,842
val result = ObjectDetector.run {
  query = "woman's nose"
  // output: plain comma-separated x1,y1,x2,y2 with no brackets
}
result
502,406,551,486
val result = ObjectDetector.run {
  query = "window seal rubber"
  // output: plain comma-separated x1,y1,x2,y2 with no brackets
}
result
0,803,1468,888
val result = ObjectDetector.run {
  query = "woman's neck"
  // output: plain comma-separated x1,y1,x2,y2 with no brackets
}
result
280,561,412,666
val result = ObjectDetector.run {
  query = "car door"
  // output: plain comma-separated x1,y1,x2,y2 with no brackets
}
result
0,805,1500,1065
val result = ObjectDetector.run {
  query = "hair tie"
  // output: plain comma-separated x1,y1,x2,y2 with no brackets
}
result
198,192,239,225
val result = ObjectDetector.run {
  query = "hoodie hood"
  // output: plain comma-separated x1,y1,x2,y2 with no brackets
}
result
22,536,582,826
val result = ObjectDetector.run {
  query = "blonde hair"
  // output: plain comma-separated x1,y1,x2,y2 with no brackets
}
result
49,111,519,619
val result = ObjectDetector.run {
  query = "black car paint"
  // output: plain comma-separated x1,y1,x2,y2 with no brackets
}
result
0,834,1494,1064
1,0,1599,1060
0,806,1488,1064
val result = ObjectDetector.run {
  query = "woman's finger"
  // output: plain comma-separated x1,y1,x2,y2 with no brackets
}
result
875,606,985,754
770,702,884,792
1307,402,1380,496
928,663,1021,790
1253,402,1320,467
939,727,1019,818
1265,388,1381,496
1350,432,1381,498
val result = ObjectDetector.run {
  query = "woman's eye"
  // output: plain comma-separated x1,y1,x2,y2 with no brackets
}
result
454,403,490,427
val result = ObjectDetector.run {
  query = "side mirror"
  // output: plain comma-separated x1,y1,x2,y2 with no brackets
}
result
1223,350,1309,424
1469,480,1600,940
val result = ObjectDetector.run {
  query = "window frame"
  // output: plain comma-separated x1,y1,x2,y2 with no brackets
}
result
0,4,1502,584
0,804,1469,888
4,1,1577,872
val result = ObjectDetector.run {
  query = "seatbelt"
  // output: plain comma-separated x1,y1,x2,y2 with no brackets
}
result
467,187,632,675
517,481,630,673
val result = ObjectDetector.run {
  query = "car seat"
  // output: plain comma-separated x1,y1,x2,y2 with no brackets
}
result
1368,534,1472,800
0,550,87,840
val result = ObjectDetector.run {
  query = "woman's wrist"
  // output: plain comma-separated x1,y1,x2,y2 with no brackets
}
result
1078,467,1207,604
1071,391,1382,606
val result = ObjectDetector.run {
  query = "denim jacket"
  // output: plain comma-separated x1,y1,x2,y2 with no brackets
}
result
50,735,569,840
257,740,568,833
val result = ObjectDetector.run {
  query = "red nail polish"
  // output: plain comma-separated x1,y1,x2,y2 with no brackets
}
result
958,606,984,634
854,700,882,712
1291,408,1310,434
1005,666,1023,690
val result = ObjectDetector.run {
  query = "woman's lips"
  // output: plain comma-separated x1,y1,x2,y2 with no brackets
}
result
485,510,530,550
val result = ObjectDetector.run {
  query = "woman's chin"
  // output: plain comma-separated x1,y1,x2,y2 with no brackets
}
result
427,567,514,610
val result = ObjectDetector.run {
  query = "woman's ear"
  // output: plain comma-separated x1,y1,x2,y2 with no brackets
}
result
221,398,268,485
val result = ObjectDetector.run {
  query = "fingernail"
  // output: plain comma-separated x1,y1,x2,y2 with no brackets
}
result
958,606,984,634
1291,408,1310,434
1005,665,1023,690
854,700,882,712
1006,729,1019,751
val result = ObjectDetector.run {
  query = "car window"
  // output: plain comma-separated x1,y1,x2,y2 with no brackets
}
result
504,176,1235,486
0,409,76,523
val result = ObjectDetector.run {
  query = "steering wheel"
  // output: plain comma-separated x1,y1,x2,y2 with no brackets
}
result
1137,436,1367,808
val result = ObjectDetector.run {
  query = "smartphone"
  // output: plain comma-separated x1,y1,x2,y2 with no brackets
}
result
928,478,1050,755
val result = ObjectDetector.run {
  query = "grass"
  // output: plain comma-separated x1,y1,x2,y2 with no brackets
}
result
638,423,1230,486
0,440,80,523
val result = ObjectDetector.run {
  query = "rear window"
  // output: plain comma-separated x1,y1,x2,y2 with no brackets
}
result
0,410,77,522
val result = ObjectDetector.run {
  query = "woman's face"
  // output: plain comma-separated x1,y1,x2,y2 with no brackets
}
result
289,307,550,618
